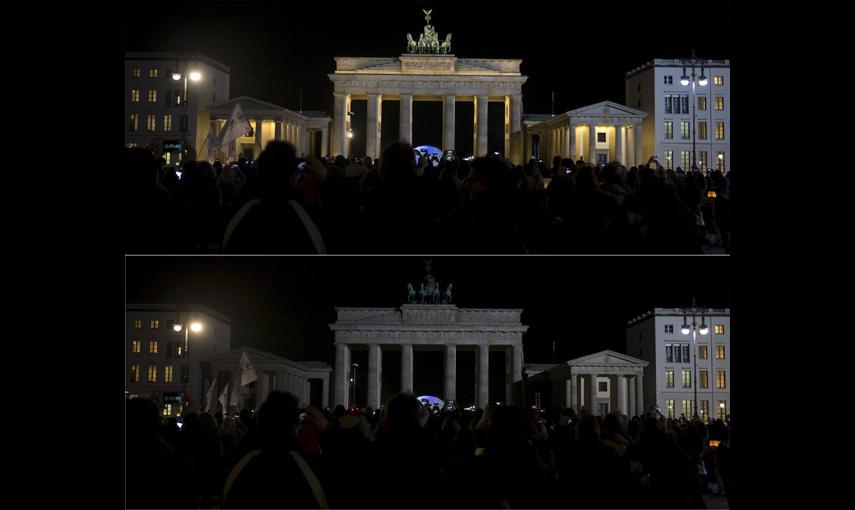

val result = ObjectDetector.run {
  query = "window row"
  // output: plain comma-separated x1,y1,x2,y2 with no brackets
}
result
129,340,187,358
129,364,189,383
129,89,189,107
662,150,726,171
128,114,187,133
664,121,725,140
130,68,159,78
131,319,162,329
665,369,726,388
663,399,728,419
663,75,725,86
665,324,726,334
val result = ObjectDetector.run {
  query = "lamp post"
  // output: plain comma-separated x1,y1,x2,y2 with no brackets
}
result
680,50,708,171
173,321,202,413
172,68,202,162
681,299,709,421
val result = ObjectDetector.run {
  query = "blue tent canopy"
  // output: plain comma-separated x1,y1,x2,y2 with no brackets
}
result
413,145,443,157
416,395,446,408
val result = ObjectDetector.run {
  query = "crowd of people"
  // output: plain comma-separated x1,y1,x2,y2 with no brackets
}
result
126,391,733,509
125,141,732,254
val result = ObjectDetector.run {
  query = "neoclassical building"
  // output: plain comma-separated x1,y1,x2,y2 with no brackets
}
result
329,270,527,409
204,96,331,160
328,11,528,164
525,101,647,167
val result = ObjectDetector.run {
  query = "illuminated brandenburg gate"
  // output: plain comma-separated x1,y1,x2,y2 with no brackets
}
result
328,11,528,163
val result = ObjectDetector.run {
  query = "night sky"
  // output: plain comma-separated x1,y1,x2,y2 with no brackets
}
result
126,256,731,400
124,0,734,116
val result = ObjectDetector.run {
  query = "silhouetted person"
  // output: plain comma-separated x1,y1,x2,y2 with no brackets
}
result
126,398,182,508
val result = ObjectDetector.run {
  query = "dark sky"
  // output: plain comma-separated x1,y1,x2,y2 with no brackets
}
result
125,256,731,371
124,0,734,115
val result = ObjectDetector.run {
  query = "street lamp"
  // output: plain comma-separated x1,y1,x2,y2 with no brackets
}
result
681,299,708,421
173,321,202,413
172,68,202,162
351,362,359,408
680,49,707,172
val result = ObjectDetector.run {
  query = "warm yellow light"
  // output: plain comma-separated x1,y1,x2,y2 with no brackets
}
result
190,322,202,333
172,73,182,81
173,324,183,332
189,71,202,82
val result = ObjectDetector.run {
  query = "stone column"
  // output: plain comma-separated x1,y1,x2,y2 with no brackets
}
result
565,379,573,409
321,128,329,158
580,376,585,409
569,124,577,160
588,125,597,164
401,344,413,393
476,95,488,156
629,376,636,417
634,124,643,166
399,94,413,144
635,373,644,415
366,94,382,159
505,346,513,405
626,126,634,166
274,121,282,142
443,95,456,151
510,94,522,164
618,375,627,416
569,372,578,411
254,120,263,158
332,93,348,157
367,343,382,410
303,377,311,407
616,125,625,164
590,373,598,413
445,345,457,402
512,343,523,384
321,372,330,408
563,126,571,159
478,344,489,407
503,96,510,160
334,343,349,408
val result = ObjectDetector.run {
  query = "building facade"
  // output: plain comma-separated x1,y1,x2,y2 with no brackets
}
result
625,59,730,172
126,304,232,416
524,351,648,417
626,307,731,421
125,52,231,164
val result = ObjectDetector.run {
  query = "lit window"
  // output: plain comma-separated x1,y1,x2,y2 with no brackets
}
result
130,89,140,103
681,151,690,170
698,122,707,140
699,344,708,360
716,152,726,172
181,365,190,383
132,319,142,329
163,115,172,132
698,152,708,171
714,76,724,86
163,403,173,416
698,96,707,110
130,364,140,383
681,121,690,139
682,400,692,417
700,400,709,418
148,365,157,382
149,340,158,354
715,122,725,140
131,340,141,353
131,68,141,78
164,365,173,383
682,369,691,388
715,324,725,334
129,114,139,132
716,345,725,359
665,400,675,418
700,370,709,388
664,121,673,139
664,150,673,170
150,320,159,329
147,90,157,103
716,370,726,389
665,369,674,388
147,115,156,132
717,400,727,419
149,68,158,78
715,97,724,111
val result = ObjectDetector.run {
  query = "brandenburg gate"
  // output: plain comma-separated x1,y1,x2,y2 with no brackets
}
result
328,9,529,164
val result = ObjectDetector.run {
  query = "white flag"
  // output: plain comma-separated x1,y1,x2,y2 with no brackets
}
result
202,123,218,156
230,379,241,410
240,350,258,386
214,102,253,151
219,382,230,412
204,378,217,413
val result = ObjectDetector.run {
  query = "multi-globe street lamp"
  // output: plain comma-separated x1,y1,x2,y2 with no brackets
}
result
680,50,707,171
172,69,202,162
681,299,708,421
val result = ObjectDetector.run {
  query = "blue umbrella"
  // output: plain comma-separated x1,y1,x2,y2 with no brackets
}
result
416,395,446,408
413,145,443,158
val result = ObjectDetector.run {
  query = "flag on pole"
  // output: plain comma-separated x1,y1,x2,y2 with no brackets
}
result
230,379,241,410
213,102,253,153
202,123,218,157
240,350,258,386
219,382,230,412
204,378,217,413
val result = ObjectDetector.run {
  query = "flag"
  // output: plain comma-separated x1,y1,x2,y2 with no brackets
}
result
219,382,230,412
230,379,241,410
202,123,218,156
213,102,253,152
204,378,217,413
240,350,258,386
